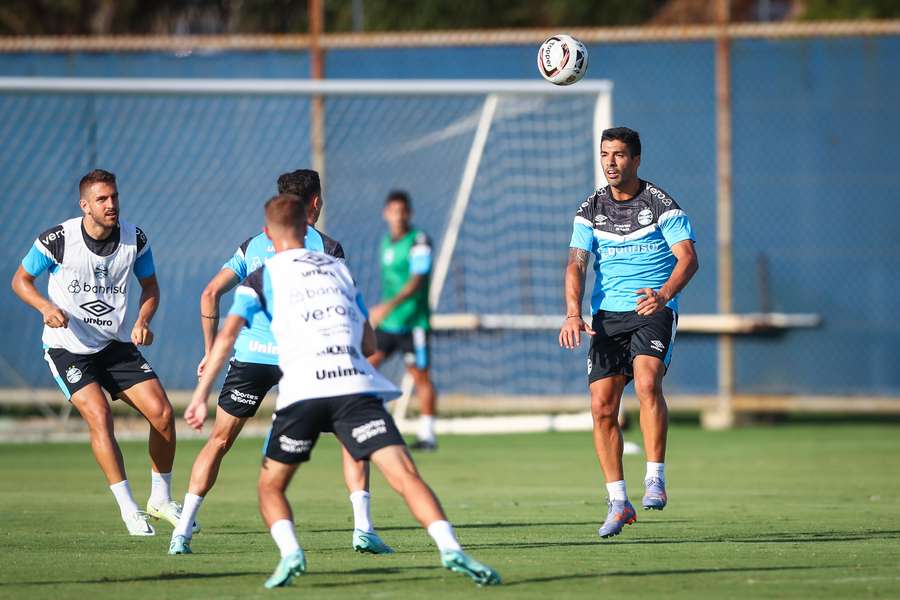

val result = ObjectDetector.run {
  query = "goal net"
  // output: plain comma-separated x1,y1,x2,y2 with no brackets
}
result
0,77,612,422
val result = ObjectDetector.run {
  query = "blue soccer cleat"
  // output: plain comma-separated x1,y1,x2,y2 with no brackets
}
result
598,499,637,538
264,549,307,589
440,549,501,586
168,534,192,555
642,477,668,510
353,529,395,554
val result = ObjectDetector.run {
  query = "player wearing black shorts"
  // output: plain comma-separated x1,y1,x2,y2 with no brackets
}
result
171,170,392,555
559,127,699,539
185,194,499,587
12,169,182,537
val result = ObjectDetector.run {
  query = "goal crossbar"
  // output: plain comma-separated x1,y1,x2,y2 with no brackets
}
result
0,77,614,96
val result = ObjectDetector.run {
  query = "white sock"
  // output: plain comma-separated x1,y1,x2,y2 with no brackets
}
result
427,519,462,552
645,462,665,484
606,480,627,502
109,479,140,518
418,415,436,443
270,519,301,558
349,490,373,533
173,493,203,539
149,471,172,506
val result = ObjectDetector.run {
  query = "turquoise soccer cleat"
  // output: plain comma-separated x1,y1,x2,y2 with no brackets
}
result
440,549,501,586
263,549,307,589
168,534,192,555
353,529,395,554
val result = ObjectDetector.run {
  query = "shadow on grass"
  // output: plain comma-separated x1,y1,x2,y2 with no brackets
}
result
506,564,825,586
307,521,608,534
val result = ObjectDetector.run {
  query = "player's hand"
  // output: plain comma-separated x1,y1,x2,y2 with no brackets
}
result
41,305,68,328
559,316,595,349
368,304,390,329
197,354,209,378
184,397,208,432
635,288,669,316
131,320,154,346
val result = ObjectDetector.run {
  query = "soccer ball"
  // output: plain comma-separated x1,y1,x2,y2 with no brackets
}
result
537,35,589,86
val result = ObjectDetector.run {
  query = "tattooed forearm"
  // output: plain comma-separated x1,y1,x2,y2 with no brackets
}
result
568,247,591,270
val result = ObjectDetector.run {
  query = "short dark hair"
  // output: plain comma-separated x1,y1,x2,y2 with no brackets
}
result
79,169,116,195
277,169,321,205
264,193,308,230
601,127,641,157
385,190,411,210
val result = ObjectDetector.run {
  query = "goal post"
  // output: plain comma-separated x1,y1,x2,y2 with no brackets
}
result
0,76,618,431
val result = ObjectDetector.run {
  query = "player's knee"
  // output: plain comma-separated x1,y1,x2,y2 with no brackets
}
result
146,401,174,432
634,377,662,402
590,396,619,423
209,429,235,454
83,405,114,433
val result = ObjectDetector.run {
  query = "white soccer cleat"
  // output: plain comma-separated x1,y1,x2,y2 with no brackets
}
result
124,510,155,536
147,500,201,534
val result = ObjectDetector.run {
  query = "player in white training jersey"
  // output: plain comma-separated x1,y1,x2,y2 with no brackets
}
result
11,169,188,537
184,194,500,588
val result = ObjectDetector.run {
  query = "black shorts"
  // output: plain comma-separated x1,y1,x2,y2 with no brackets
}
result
375,327,430,369
264,394,405,464
43,341,159,400
217,359,282,418
588,308,678,384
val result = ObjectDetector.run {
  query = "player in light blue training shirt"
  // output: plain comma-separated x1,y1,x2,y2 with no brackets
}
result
559,128,699,540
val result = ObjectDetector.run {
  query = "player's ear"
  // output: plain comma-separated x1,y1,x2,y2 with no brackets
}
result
263,226,273,241
78,195,88,214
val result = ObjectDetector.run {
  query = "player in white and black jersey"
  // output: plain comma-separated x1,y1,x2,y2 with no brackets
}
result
11,169,190,537
184,194,500,588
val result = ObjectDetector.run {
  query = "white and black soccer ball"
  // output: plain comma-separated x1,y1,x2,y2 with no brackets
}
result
537,34,589,86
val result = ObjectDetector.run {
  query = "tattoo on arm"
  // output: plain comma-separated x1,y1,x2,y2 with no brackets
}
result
568,247,590,270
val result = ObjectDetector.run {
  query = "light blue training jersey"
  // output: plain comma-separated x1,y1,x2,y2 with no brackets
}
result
569,180,695,314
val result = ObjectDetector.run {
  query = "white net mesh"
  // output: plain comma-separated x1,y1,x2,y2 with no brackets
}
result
0,80,610,398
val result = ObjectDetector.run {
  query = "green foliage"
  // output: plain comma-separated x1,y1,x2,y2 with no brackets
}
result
2,425,899,598
802,0,900,20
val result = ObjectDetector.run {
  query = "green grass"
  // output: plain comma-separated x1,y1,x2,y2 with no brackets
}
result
1,424,899,599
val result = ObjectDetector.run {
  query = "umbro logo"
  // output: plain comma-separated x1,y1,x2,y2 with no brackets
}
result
80,299,114,317
650,340,665,353
294,253,334,267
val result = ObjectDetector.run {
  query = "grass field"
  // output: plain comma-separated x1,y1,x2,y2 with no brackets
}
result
2,422,899,599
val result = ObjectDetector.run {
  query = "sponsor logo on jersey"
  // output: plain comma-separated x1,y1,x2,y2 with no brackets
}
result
230,389,259,405
646,185,673,206
248,340,278,355
302,305,359,323
289,285,352,305
94,263,109,281
594,214,608,226
41,229,65,245
317,345,360,358
638,209,654,226
248,256,264,272
351,419,388,443
65,365,82,384
604,241,664,257
300,268,339,279
315,365,365,380
650,340,665,353
69,280,127,295
614,223,632,233
278,435,312,454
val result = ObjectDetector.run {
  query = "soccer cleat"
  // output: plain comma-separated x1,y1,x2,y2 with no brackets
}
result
352,529,395,554
147,500,201,534
410,438,438,452
123,510,155,536
642,477,668,510
440,550,501,586
168,534,192,555
598,499,637,539
263,549,307,589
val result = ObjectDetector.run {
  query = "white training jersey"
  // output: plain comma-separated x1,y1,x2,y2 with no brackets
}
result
228,248,400,411
20,217,155,354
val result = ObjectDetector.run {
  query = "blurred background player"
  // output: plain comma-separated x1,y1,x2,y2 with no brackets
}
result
558,127,699,539
170,169,392,555
189,194,500,587
367,191,438,450
11,169,182,536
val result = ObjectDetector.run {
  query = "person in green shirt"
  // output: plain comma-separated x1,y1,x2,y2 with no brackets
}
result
368,191,438,450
